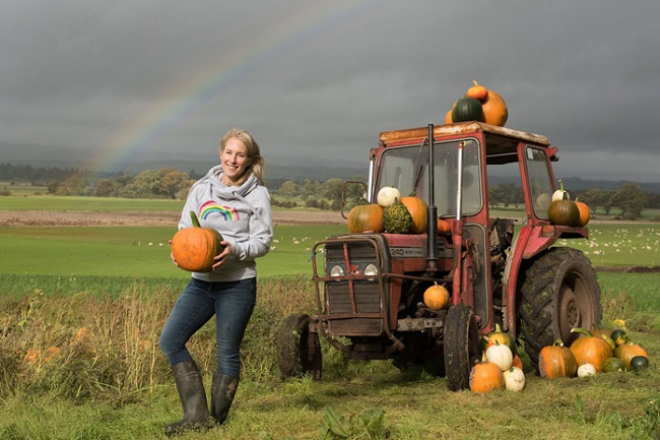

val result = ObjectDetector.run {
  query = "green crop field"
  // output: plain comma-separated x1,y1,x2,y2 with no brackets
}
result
1,195,659,440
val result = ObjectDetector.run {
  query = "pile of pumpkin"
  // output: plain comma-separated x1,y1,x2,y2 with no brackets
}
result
444,81,509,127
469,324,526,393
539,327,650,380
468,325,651,393
347,187,428,234
546,180,591,227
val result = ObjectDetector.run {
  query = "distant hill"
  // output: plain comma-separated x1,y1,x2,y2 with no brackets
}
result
1,141,658,193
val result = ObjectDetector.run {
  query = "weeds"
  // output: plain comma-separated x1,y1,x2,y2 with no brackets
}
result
320,406,387,439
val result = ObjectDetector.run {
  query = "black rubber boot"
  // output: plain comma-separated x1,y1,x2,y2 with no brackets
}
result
210,372,239,425
164,361,210,436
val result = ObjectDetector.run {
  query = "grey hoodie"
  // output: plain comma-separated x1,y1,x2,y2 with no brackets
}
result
178,165,273,282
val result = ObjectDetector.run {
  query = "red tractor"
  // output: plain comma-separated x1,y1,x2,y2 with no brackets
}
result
278,122,601,390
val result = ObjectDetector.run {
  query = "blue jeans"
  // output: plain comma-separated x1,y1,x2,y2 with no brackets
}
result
159,277,256,378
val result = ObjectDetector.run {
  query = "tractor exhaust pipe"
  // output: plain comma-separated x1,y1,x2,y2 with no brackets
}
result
426,124,438,271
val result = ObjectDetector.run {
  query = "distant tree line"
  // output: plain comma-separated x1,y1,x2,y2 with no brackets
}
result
488,183,654,220
0,163,658,218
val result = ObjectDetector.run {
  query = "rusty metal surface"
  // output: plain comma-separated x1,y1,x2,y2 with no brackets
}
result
379,122,549,146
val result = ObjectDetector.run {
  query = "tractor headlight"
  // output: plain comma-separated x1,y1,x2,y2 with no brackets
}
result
329,265,344,277
363,264,379,276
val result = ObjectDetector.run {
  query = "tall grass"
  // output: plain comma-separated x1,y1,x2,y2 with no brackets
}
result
0,275,317,402
1,274,659,439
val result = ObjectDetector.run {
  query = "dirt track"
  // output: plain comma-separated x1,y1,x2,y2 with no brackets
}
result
0,210,346,227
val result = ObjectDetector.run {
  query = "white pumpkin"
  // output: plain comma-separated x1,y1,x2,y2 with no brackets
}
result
552,179,569,202
485,341,513,372
503,366,526,392
577,363,597,378
377,186,401,207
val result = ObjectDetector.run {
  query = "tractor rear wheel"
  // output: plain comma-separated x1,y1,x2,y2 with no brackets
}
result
519,247,601,369
277,314,322,380
443,303,480,391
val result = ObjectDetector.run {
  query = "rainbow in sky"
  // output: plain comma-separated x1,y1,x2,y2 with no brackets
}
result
86,0,382,175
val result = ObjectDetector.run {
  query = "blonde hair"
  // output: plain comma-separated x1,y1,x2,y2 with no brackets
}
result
220,128,265,185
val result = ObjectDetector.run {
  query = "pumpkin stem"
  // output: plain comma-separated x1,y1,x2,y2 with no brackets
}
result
472,80,479,86
570,327,593,338
190,210,201,228
552,338,565,347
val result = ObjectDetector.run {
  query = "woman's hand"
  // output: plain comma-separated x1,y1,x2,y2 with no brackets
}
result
211,241,232,271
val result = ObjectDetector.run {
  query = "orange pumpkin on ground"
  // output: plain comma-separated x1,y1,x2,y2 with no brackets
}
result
347,204,384,233
569,328,613,372
400,196,428,234
171,211,225,272
538,339,578,379
614,342,649,371
512,354,524,370
469,353,505,393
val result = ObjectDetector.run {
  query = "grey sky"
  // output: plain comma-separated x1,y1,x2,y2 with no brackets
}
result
1,0,659,181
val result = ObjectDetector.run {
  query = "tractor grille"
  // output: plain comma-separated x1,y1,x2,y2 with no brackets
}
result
322,239,387,336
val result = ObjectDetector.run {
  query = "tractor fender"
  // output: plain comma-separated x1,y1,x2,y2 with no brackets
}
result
502,225,558,336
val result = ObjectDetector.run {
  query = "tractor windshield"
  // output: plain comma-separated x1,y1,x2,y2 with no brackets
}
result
375,139,482,217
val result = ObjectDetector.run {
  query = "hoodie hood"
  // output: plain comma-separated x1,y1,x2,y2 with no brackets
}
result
192,164,259,200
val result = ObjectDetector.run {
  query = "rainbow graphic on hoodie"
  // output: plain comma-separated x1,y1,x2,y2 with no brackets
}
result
200,201,239,221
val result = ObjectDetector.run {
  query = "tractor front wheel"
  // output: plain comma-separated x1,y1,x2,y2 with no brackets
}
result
519,247,602,369
277,314,322,380
443,303,480,391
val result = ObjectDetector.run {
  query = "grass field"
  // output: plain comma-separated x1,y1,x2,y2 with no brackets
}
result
1,194,659,439
0,223,656,280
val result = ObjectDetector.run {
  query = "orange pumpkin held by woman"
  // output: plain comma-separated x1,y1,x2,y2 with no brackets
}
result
171,211,225,272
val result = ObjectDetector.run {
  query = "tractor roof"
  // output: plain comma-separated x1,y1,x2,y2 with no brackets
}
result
379,122,550,148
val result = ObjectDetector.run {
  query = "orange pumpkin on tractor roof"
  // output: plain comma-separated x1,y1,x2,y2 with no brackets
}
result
481,89,508,127
171,211,224,272
466,80,489,102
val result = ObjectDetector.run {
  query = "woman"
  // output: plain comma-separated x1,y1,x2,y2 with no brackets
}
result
159,128,272,436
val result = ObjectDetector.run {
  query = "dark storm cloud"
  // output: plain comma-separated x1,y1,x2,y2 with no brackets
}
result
1,0,659,181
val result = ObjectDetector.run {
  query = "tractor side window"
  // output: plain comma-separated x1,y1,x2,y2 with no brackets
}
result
525,146,554,219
